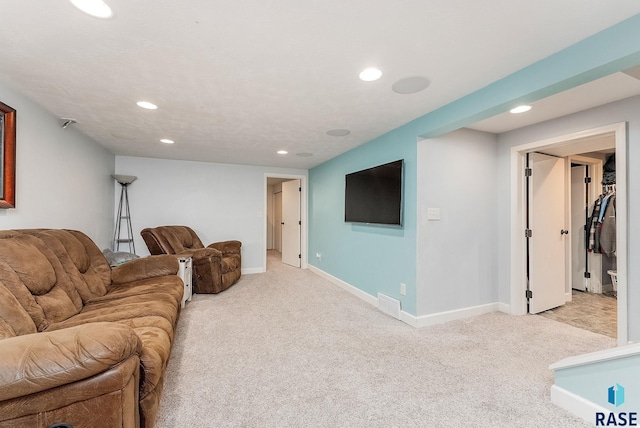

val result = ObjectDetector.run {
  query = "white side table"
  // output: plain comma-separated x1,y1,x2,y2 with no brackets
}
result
177,256,193,308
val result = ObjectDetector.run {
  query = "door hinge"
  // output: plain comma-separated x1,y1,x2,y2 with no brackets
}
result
526,290,533,299
525,168,532,177
584,272,591,279
299,187,301,192
525,229,532,238
298,254,301,259
298,220,301,225
584,177,592,184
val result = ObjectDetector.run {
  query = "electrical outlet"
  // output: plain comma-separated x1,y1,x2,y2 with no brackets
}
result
400,283,406,296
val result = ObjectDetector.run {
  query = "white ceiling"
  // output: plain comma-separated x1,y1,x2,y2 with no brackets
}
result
1,1,640,169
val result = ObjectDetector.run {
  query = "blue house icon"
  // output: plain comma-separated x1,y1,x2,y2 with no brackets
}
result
608,384,625,407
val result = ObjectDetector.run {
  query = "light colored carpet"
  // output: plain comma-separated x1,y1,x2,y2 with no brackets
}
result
157,252,615,427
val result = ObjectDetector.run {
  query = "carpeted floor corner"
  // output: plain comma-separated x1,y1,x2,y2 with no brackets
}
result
156,253,614,427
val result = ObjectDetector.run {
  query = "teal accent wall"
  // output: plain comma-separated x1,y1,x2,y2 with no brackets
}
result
309,13,640,319
309,123,418,315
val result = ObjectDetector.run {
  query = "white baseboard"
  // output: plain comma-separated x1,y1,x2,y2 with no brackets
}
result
308,265,378,306
498,302,511,314
242,267,265,275
411,302,501,328
308,265,502,328
550,385,607,426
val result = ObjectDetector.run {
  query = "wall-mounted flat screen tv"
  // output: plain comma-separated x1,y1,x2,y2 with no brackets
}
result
345,159,403,226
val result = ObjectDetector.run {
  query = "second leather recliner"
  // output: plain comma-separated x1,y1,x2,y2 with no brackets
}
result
140,226,241,294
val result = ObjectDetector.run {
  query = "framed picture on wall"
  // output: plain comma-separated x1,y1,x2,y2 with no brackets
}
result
0,101,16,208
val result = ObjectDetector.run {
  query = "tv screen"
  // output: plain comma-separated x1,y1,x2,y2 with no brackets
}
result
345,159,403,226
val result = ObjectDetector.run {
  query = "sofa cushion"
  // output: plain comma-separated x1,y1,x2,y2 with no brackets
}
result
0,236,56,295
0,282,36,338
26,230,111,301
0,235,84,327
0,320,16,340
92,276,184,307
0,259,48,331
46,295,180,333
83,293,180,322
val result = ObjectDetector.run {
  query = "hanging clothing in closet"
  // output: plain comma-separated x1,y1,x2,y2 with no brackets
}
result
587,189,616,257
586,153,616,257
600,193,616,256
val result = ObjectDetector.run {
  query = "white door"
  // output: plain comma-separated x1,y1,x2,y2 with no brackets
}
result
528,153,567,314
281,179,301,267
571,166,587,291
274,191,282,252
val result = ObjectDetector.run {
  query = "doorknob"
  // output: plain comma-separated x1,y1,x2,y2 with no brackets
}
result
561,229,569,235
281,222,285,225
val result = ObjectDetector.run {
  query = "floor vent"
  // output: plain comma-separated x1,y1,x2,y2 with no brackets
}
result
377,293,401,320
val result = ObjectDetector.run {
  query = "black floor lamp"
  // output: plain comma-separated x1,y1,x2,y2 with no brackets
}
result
112,174,137,254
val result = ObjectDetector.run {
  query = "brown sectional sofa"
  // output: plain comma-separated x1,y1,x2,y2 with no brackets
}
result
0,229,184,428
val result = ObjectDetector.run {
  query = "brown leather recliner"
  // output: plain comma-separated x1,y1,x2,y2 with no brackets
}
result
141,226,241,294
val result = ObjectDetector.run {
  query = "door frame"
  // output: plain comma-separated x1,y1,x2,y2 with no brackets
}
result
263,173,308,271
509,122,628,345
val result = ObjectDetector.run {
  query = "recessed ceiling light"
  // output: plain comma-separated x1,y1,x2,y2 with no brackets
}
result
136,101,158,110
510,105,532,114
392,76,431,94
327,129,350,137
70,0,113,19
160,139,175,144
359,67,383,82
277,150,288,155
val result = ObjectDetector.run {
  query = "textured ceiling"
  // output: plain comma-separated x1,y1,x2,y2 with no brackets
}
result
1,1,640,169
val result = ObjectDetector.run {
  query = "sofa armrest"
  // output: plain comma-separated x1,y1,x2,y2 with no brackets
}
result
207,240,241,255
178,247,222,260
111,254,179,285
0,323,141,401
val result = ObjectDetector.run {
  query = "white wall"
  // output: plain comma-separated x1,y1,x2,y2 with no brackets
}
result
115,156,306,272
497,95,640,340
0,83,115,247
417,129,499,316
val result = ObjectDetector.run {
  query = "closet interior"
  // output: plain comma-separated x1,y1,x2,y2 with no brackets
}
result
573,152,617,297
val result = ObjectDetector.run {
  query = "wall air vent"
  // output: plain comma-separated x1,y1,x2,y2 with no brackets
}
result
377,293,401,320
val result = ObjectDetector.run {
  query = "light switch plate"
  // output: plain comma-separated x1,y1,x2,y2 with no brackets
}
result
427,208,440,221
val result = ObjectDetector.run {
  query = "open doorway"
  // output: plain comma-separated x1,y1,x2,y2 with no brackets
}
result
526,137,617,337
265,174,307,271
510,122,628,345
